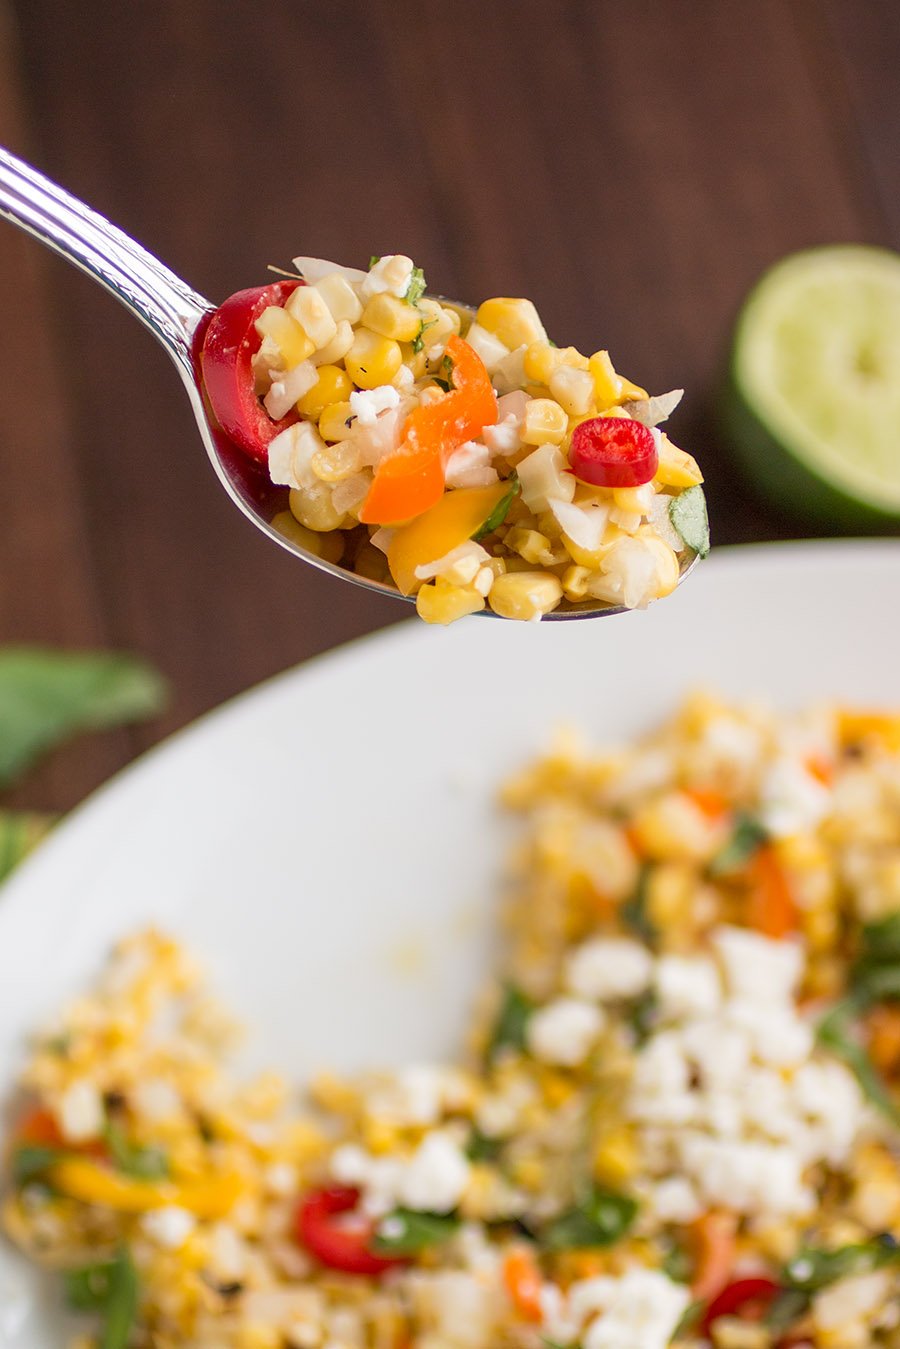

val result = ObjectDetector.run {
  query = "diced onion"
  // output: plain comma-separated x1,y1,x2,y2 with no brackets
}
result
549,497,611,552
292,256,367,285
263,360,317,419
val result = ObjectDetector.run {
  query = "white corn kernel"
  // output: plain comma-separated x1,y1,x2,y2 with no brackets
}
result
313,273,363,325
521,399,568,446
548,365,595,416
285,285,338,350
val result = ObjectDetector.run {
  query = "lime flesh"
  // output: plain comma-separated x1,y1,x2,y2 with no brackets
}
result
730,246,900,523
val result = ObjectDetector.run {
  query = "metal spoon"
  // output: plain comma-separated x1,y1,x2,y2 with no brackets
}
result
0,146,696,619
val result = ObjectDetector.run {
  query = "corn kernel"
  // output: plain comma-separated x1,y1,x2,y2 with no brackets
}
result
416,578,485,624
640,533,680,598
285,285,338,350
313,272,363,325
310,439,362,483
505,527,557,566
549,365,595,416
344,329,403,389
311,319,355,367
397,343,429,379
317,401,356,442
476,297,547,349
361,293,423,342
592,1127,637,1185
562,564,591,602
254,306,315,367
288,483,348,532
271,510,344,564
416,298,460,347
589,350,622,408
654,433,704,487
297,365,353,419
488,571,563,620
522,398,568,446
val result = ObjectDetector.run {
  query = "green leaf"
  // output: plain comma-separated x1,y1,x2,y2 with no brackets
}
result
782,1235,900,1292
817,1000,900,1129
433,377,452,392
105,1121,169,1180
0,648,167,789
669,486,710,559
672,1299,705,1340
852,913,900,1002
65,1247,138,1349
542,1185,638,1251
404,266,427,305
473,475,521,542
412,317,437,355
765,1286,810,1334
488,984,534,1061
621,865,656,944
626,988,658,1045
860,913,900,963
369,255,380,269
11,1144,61,1185
465,1128,504,1163
372,1208,459,1255
0,810,57,883
708,811,768,876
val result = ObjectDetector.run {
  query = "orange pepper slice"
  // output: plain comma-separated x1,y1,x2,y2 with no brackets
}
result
502,1247,544,1322
747,846,797,939
359,335,498,526
689,1210,738,1302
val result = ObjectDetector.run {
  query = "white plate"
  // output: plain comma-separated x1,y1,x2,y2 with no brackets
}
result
0,539,898,1343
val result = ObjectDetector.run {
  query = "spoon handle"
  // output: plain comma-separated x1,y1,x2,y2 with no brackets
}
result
0,146,211,376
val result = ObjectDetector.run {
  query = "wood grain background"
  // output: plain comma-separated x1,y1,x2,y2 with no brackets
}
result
1,0,898,811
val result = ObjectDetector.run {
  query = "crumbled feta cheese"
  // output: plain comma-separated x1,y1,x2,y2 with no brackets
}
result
760,756,831,838
444,441,499,489
397,1132,471,1213
349,384,400,427
712,926,803,1004
268,421,325,490
654,955,722,1020
264,1163,298,1197
679,1134,813,1215
726,997,813,1067
57,1080,104,1143
140,1205,196,1249
527,997,605,1067
574,1270,691,1349
482,414,523,457
359,254,415,302
565,937,653,1002
646,1176,702,1223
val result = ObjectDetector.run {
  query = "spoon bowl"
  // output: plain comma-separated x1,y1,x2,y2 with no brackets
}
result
0,146,697,618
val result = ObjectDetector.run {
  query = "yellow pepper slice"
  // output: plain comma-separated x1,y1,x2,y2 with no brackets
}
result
388,481,510,595
48,1156,244,1219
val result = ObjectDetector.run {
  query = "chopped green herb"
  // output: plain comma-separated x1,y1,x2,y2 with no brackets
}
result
404,265,427,305
64,1247,138,1349
433,377,452,393
852,913,900,1002
672,1299,705,1340
465,1128,504,1163
621,866,656,945
105,1121,169,1180
765,1286,809,1334
488,984,534,1061
767,1235,900,1330
372,1207,459,1255
542,1184,638,1251
662,1240,694,1284
669,486,710,559
369,254,380,269
708,811,768,876
11,1144,61,1185
473,474,521,542
626,988,658,1045
412,317,437,355
817,1000,900,1128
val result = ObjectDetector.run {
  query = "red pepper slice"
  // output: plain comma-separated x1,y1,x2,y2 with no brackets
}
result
701,1276,780,1333
569,416,658,488
295,1186,409,1276
200,280,303,465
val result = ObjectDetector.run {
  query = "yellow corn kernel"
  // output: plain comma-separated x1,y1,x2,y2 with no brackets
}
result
285,285,338,350
559,523,622,570
549,365,595,416
488,571,563,620
505,527,558,566
344,329,403,389
362,1118,401,1155
308,1072,358,1116
416,578,485,624
271,511,345,564
645,862,696,932
619,374,649,401
254,306,315,367
313,272,363,325
540,1069,575,1108
310,439,361,483
655,434,704,487
523,341,563,385
613,485,653,513
522,398,568,446
640,533,680,597
311,319,355,367
592,1127,638,1186
588,350,622,408
397,342,429,379
562,564,591,602
476,297,546,349
317,400,356,442
361,293,423,342
297,364,353,419
288,483,348,532
236,1326,281,1349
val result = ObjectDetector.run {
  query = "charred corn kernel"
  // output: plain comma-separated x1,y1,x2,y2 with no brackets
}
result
505,527,557,566
254,306,315,367
416,578,486,624
344,329,403,389
655,433,704,487
522,398,568,446
297,365,353,419
311,319,355,367
313,273,363,325
317,400,356,443
311,439,362,483
288,483,348,532
476,297,546,349
488,571,563,620
285,285,338,350
270,512,344,565
549,365,595,416
592,1127,638,1185
361,293,423,342
562,564,591,602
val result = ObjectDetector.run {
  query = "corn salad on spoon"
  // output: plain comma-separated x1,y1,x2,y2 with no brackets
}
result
0,147,696,618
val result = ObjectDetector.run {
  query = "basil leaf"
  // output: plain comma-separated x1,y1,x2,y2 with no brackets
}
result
404,266,427,305
0,648,167,788
783,1235,900,1293
473,475,521,542
708,811,768,876
65,1261,118,1311
542,1185,638,1251
621,866,656,944
488,984,534,1061
66,1248,138,1349
817,1000,900,1129
412,317,437,355
0,810,56,883
12,1144,61,1185
372,1208,459,1255
669,486,710,559
105,1121,169,1181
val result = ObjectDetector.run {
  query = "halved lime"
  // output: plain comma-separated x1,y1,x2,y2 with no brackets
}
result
726,245,900,527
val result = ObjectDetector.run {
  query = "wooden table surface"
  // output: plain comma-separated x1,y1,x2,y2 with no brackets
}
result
1,0,898,812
